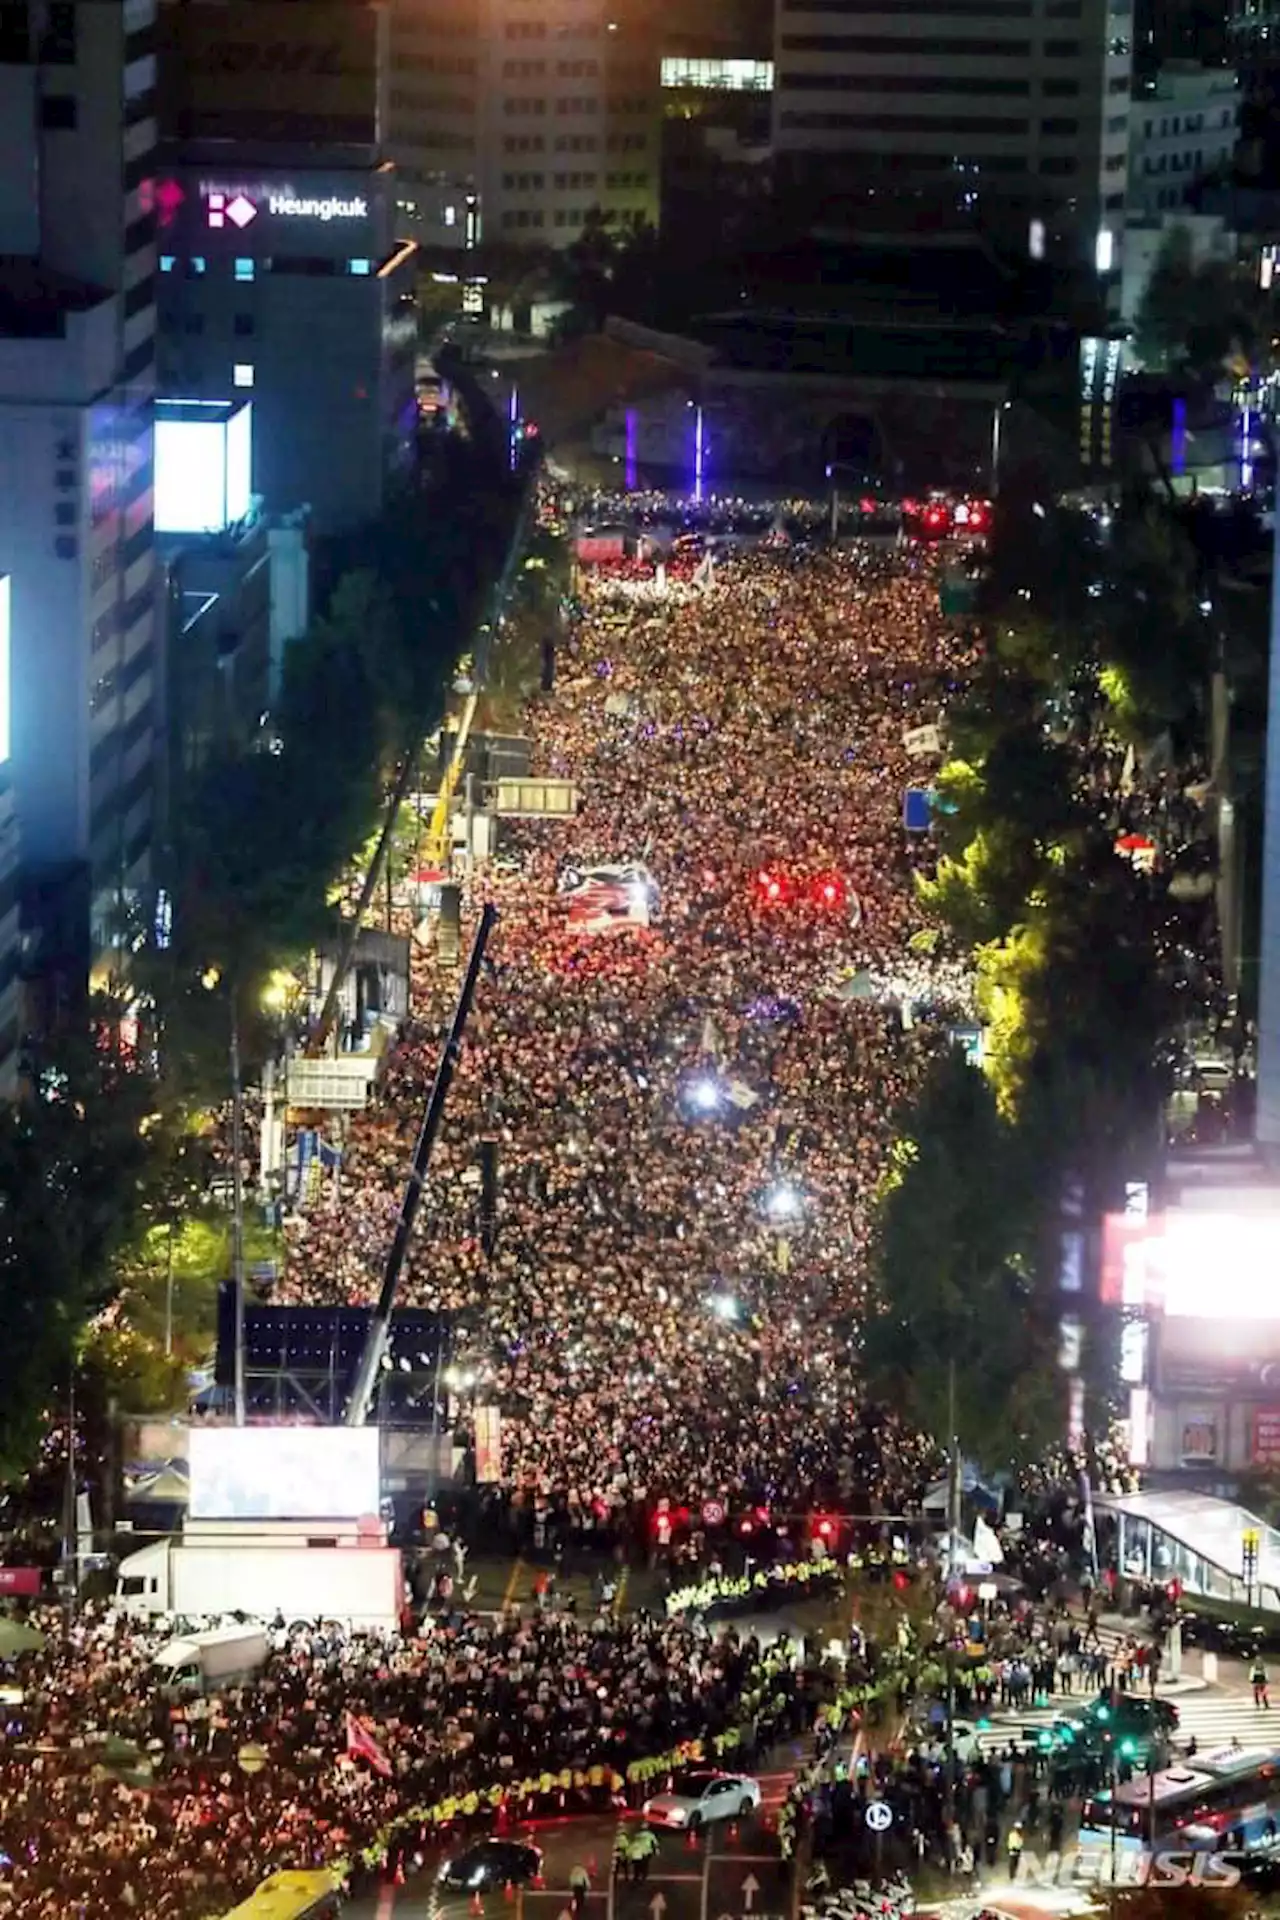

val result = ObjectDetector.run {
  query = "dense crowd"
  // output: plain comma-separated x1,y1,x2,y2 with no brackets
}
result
283,528,978,1522
0,1601,806,1918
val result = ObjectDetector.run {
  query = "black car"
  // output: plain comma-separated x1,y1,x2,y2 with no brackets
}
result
1047,1694,1178,1758
441,1841,543,1891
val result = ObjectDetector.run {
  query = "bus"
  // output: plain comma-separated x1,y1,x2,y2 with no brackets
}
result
1080,1746,1280,1858
218,1870,343,1920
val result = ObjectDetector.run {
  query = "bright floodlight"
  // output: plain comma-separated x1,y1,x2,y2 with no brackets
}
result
1153,1210,1280,1320
765,1181,800,1220
689,1076,722,1113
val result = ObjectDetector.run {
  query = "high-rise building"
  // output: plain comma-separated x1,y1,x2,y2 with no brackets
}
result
0,0,160,986
389,0,660,252
1227,1,1280,171
155,0,417,534
771,0,1133,271
1128,63,1239,215
1136,0,1228,75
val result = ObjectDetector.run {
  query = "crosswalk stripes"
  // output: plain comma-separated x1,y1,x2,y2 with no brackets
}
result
974,1688,1280,1759
1159,1691,1280,1754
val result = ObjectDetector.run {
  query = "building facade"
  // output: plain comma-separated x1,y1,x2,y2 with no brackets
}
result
156,0,417,533
389,0,660,251
771,0,1134,270
1128,63,1239,215
0,0,160,984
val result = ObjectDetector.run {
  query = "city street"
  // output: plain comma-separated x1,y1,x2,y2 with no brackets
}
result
345,1773,797,1920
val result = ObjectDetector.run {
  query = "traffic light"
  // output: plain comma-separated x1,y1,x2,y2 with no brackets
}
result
814,1516,837,1545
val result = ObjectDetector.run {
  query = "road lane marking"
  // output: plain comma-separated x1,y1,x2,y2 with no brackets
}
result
502,1558,525,1610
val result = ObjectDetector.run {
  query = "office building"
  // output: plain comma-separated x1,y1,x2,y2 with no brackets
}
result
0,0,161,984
1128,63,1239,214
1136,0,1228,75
156,1,417,534
771,0,1134,271
389,0,660,251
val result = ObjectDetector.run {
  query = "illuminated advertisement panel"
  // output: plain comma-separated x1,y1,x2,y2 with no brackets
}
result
154,401,253,534
189,1426,379,1521
0,576,9,764
225,402,252,523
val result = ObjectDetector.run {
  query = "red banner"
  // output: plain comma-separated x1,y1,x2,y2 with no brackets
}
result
0,1567,43,1596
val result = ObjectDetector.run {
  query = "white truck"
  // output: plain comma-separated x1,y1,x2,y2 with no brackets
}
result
116,1532,403,1632
152,1623,269,1694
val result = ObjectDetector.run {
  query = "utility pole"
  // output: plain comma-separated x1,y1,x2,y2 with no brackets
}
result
231,995,247,1426
944,1355,960,1814
62,1367,77,1630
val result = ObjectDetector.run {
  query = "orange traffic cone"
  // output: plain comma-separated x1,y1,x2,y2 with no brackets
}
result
504,1882,516,1903
470,1892,484,1916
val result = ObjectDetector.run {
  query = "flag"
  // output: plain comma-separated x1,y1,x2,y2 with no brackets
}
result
345,1711,392,1776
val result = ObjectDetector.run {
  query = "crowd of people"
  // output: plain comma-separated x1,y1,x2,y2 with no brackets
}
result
0,1600,809,1917
282,516,980,1527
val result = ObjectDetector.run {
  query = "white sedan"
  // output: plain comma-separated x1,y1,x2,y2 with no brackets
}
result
643,1770,762,1829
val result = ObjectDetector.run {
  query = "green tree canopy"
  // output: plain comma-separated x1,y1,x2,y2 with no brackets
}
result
864,1048,1061,1471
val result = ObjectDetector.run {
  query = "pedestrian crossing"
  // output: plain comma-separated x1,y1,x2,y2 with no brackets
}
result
975,1687,1280,1760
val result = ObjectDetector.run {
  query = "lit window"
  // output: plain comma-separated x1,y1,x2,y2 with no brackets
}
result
233,363,254,388
190,256,207,275
234,257,255,281
160,254,176,273
348,258,372,275
443,205,457,227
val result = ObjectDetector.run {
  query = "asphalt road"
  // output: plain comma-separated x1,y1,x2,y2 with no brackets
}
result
345,1758,799,1920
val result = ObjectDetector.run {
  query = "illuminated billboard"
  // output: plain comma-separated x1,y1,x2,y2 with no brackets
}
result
0,577,9,765
154,399,253,534
189,1426,380,1520
161,1,381,146
1104,1202,1280,1318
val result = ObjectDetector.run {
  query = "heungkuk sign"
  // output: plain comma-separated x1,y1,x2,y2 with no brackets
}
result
204,185,368,229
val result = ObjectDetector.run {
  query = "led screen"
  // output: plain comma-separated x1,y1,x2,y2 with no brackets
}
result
225,401,252,523
155,417,228,533
154,404,254,533
189,1426,380,1520
0,577,9,765
1152,1211,1280,1320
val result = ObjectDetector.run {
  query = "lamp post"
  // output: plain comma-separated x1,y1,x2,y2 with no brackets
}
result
230,994,246,1427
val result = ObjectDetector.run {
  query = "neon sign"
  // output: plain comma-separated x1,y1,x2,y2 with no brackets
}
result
268,194,367,220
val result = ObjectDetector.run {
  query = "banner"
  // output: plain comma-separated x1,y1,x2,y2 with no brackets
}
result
474,1405,503,1484
558,861,656,936
903,723,943,758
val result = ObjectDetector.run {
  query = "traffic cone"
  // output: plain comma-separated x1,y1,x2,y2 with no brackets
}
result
685,1827,699,1849
470,1892,483,1915
504,1882,516,1903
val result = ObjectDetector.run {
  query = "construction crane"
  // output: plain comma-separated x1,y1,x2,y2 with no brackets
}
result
345,903,497,1427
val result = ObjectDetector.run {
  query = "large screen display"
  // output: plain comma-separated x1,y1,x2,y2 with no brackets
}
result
189,1426,380,1520
154,402,254,534
0,576,9,765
